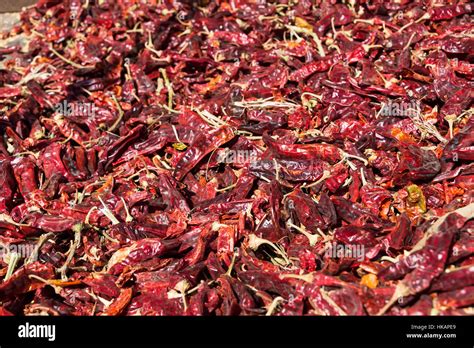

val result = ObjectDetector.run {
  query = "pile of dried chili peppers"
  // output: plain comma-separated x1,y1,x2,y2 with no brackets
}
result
0,0,472,316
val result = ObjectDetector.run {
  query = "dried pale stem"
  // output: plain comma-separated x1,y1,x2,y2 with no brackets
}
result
287,222,319,246
4,252,21,280
248,234,292,267
265,296,284,316
108,94,124,133
57,224,82,280
26,232,54,264
49,45,93,69
98,196,120,225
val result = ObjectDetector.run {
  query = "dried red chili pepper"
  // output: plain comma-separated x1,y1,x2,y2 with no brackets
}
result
0,0,472,317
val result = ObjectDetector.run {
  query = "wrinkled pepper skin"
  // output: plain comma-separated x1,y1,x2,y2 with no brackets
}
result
0,0,472,317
